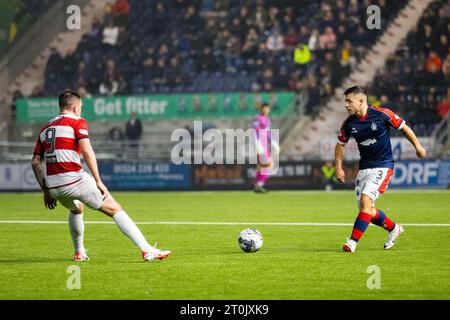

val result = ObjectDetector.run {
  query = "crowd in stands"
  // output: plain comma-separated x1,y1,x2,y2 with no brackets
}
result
369,0,450,136
8,0,449,138
41,0,407,117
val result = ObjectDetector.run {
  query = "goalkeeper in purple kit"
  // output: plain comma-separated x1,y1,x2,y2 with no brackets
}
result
253,103,279,193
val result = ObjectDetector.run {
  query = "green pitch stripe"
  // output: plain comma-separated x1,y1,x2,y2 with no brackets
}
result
0,220,450,226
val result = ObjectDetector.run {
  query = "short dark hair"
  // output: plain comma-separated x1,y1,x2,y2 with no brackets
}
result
58,90,81,109
261,102,270,108
344,86,367,96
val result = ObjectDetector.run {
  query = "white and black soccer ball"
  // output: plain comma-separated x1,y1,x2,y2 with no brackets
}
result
238,228,263,253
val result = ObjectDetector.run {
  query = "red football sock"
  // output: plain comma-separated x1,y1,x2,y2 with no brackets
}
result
371,209,395,232
350,212,372,242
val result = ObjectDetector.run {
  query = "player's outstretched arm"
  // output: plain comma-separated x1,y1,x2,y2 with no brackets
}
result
334,143,346,183
31,155,57,209
78,138,110,200
400,124,427,159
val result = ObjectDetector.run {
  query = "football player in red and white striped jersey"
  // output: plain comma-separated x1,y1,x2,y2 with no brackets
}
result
31,90,171,262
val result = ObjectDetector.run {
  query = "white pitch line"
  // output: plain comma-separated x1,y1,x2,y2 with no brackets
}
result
0,220,450,227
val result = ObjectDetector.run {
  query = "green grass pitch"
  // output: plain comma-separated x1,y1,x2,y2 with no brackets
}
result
0,190,449,299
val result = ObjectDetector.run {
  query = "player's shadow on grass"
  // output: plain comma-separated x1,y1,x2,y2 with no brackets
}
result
216,247,343,254
0,257,72,264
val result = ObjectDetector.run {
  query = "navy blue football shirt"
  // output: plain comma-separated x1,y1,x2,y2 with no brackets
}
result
337,106,405,170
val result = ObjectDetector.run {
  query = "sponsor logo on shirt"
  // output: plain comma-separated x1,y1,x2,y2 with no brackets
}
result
360,138,377,146
371,122,378,131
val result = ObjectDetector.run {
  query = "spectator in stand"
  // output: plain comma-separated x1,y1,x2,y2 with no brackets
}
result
74,61,88,89
62,48,78,83
319,26,337,50
107,126,126,157
99,59,121,95
283,26,298,49
324,51,342,88
319,4,337,31
198,47,217,72
293,42,311,75
111,0,130,27
183,5,200,34
437,89,450,119
166,56,184,87
350,25,369,50
116,26,129,47
225,35,242,73
241,28,260,63
10,90,23,119
88,16,102,39
153,58,167,86
260,68,275,92
339,40,355,72
151,2,167,34
77,86,92,99
297,25,310,44
426,51,443,74
436,34,449,59
102,20,119,48
76,34,93,65
142,55,154,78
306,75,321,116
443,54,450,82
45,48,63,88
142,47,155,66
266,28,285,51
274,66,290,91
421,23,434,54
125,112,143,155
308,29,320,51
379,94,391,109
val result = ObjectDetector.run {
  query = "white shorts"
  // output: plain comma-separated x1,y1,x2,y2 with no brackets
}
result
355,168,394,208
49,172,105,211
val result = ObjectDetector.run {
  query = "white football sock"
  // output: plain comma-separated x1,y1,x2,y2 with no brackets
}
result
68,212,85,252
112,211,152,252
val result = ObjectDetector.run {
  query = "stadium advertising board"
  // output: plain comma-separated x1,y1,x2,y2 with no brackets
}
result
390,160,450,188
247,162,318,189
15,92,295,123
193,162,352,190
0,163,40,190
1,161,448,191
193,164,247,190
98,162,191,190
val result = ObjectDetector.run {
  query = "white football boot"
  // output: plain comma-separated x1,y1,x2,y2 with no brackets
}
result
343,239,357,253
73,249,89,261
384,224,404,250
142,243,172,261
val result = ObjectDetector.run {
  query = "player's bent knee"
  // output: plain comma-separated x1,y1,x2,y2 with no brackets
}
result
99,196,123,217
70,207,83,214
70,200,84,214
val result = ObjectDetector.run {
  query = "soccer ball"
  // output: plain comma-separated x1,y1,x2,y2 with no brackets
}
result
238,228,263,253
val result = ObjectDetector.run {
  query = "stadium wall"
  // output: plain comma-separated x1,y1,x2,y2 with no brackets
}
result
1,160,449,192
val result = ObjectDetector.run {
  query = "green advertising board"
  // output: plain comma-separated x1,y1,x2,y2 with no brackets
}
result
16,92,296,123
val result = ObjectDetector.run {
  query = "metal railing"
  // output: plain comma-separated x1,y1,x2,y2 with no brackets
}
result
0,138,261,163
430,112,450,159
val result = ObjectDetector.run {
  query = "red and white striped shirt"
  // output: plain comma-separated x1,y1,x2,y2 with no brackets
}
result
33,113,89,188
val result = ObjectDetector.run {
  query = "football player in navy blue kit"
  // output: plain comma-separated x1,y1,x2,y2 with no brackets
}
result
335,86,426,252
